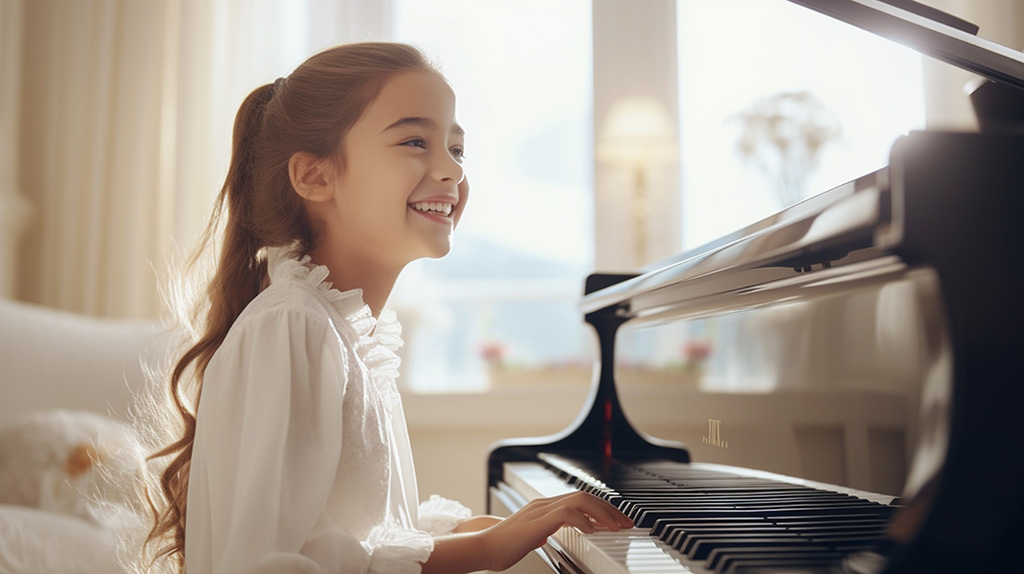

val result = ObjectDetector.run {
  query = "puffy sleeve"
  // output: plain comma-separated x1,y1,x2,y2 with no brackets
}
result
417,495,472,536
185,307,431,574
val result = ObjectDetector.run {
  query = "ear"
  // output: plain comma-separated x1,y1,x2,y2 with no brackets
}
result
288,151,335,202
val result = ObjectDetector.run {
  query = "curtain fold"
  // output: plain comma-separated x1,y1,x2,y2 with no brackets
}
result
18,0,172,318
0,0,29,299
14,0,392,319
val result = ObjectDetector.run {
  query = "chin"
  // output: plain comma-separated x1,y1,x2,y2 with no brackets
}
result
426,245,453,259
424,236,455,259
408,242,453,263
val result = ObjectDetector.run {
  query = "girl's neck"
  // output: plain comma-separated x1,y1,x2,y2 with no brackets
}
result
308,246,402,319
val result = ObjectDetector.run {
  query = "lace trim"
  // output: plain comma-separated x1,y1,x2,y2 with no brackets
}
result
266,247,404,407
364,524,434,574
418,495,473,536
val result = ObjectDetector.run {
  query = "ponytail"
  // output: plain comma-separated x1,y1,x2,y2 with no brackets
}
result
141,42,434,572
144,81,278,570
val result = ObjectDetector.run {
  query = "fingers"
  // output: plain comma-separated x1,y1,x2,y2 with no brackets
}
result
522,491,633,532
479,491,634,571
554,505,600,534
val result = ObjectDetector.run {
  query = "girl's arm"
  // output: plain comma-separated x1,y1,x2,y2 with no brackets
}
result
422,491,632,573
450,515,501,533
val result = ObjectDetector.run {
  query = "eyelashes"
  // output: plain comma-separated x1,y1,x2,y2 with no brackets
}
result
400,138,427,149
400,138,467,161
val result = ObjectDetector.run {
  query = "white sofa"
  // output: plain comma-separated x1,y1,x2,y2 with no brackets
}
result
0,298,164,424
0,297,166,574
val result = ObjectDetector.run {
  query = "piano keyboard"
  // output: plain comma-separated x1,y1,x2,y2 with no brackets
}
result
498,456,899,574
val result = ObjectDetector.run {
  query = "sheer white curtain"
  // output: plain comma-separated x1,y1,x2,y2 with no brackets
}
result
0,1,29,299
8,0,391,319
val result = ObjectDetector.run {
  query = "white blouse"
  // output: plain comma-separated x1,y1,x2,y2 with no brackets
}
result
185,250,470,574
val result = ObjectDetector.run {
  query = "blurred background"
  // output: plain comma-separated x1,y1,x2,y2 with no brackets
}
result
2,0,1022,514
3,0,1021,392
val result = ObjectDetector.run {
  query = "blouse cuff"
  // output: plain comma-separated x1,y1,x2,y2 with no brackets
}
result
365,524,434,574
417,495,473,536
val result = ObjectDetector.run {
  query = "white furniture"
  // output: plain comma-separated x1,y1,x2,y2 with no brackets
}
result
0,297,165,574
0,298,164,424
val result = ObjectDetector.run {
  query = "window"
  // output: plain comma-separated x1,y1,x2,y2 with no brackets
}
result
616,0,928,387
386,0,928,392
390,0,594,391
676,0,926,249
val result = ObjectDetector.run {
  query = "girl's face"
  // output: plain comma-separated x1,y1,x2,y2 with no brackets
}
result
328,70,467,269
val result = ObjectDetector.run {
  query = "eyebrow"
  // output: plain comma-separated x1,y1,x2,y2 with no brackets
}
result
382,116,465,137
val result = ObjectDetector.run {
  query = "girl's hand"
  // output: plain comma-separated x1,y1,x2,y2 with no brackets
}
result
479,491,633,571
423,491,631,574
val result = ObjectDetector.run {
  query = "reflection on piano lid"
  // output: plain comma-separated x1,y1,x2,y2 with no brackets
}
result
787,0,1024,90
487,2,1024,572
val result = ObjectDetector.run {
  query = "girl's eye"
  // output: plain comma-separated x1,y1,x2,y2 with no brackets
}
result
450,146,466,161
401,138,427,149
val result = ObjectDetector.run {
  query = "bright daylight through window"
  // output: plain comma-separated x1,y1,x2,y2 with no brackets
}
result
389,0,926,392
617,0,926,389
391,0,595,392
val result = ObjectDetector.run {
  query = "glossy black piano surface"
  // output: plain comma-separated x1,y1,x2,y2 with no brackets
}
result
487,2,1024,572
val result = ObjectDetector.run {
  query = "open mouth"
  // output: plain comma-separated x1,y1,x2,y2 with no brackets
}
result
410,201,454,217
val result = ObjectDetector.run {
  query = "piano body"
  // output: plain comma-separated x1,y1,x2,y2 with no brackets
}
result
487,1,1024,573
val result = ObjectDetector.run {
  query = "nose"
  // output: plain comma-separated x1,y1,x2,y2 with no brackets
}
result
432,148,465,185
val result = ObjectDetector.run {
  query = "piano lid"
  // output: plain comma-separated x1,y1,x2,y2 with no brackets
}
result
579,167,905,322
785,0,1024,90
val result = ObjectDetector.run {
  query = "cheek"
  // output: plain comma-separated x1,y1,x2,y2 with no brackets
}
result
453,178,470,227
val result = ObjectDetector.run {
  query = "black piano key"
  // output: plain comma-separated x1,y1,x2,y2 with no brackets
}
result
634,503,889,527
538,454,898,571
774,514,892,525
620,498,834,514
690,537,813,560
659,520,887,553
668,526,790,550
717,551,846,572
634,507,774,527
705,544,834,570
618,491,858,506
683,532,808,557
651,518,768,539
725,559,842,574
784,520,889,531
808,533,889,545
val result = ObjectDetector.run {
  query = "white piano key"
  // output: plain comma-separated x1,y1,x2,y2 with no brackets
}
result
503,462,707,573
501,461,895,574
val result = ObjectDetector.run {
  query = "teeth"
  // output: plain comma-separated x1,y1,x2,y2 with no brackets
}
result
411,201,453,216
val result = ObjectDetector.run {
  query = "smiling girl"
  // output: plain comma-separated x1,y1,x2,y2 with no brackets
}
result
142,43,630,574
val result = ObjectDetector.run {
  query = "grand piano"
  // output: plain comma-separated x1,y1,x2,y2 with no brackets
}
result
486,1,1024,573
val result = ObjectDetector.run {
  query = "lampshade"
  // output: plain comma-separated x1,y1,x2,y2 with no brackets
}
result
596,96,679,167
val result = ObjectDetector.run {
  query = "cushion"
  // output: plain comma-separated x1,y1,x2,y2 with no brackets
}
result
0,409,145,525
0,297,165,424
0,504,125,574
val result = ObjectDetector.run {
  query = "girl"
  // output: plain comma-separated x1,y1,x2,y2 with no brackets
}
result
144,42,631,574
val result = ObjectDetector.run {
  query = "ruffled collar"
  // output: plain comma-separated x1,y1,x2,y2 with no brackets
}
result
265,247,403,384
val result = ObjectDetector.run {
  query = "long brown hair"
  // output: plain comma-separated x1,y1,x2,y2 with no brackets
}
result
143,42,434,571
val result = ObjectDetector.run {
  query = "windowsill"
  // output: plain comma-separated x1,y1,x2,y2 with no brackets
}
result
401,383,909,431
402,385,590,430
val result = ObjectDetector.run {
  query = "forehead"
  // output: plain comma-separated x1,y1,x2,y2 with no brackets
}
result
359,70,459,130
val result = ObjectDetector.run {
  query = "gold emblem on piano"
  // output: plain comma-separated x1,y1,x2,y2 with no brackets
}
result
702,418,729,448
